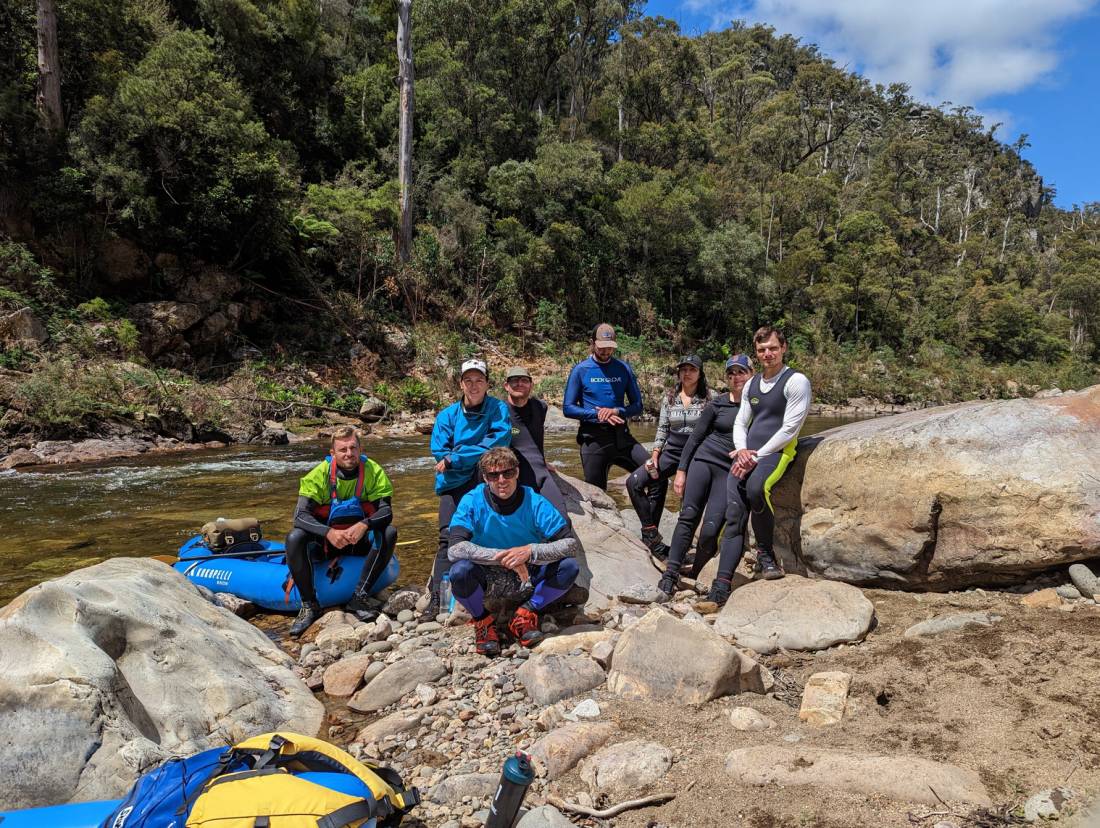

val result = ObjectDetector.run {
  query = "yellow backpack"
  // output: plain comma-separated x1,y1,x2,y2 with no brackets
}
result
183,732,419,828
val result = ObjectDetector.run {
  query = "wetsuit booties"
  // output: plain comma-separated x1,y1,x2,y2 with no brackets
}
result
290,601,322,637
640,527,670,562
755,549,784,580
658,566,679,597
707,577,732,606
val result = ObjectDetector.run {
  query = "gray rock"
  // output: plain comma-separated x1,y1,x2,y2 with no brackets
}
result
364,640,393,654
728,707,775,731
1056,584,1082,600
356,710,425,744
566,699,601,720
0,558,322,810
363,661,386,683
608,608,769,703
713,575,874,654
517,805,576,827
427,772,498,804
1023,787,1076,822
1069,563,1099,599
382,589,422,615
348,651,447,712
776,389,1100,588
516,654,606,706
397,609,415,623
528,722,615,780
0,307,48,346
616,583,669,605
903,611,1000,638
725,746,991,807
580,740,672,793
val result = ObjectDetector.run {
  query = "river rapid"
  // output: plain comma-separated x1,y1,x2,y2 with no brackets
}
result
0,417,859,605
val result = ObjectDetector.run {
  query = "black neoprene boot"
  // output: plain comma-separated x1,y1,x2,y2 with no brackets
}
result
290,601,322,637
657,567,680,597
641,528,670,564
707,577,733,606
756,550,784,580
346,594,381,623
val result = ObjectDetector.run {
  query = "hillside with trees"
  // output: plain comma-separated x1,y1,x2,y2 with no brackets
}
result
1,0,1098,439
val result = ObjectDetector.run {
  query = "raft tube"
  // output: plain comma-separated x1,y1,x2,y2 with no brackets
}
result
173,535,399,612
0,772,381,828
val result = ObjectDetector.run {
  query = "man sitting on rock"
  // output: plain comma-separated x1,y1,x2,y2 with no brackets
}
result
286,426,397,636
448,447,579,656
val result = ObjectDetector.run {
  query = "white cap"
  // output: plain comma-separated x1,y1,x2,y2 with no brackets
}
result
460,358,488,379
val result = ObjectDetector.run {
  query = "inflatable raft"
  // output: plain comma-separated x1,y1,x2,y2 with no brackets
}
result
0,772,384,828
172,535,399,611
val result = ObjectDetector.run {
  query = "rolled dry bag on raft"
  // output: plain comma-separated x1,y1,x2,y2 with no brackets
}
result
97,732,419,828
201,516,263,552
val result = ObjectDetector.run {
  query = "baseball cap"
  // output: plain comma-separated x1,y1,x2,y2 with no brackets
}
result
724,354,753,373
504,366,532,381
459,358,488,379
593,323,618,349
676,354,703,371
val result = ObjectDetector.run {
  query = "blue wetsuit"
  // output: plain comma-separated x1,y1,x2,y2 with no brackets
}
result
563,355,648,489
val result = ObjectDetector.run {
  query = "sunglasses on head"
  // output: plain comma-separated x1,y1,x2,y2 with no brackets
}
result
484,467,519,481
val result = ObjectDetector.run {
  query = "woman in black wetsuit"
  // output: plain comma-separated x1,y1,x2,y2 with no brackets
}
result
657,354,752,604
624,355,711,559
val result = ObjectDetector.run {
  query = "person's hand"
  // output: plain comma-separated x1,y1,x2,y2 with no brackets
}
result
326,526,352,549
344,522,368,544
596,407,616,423
513,563,531,583
607,413,625,426
673,469,687,497
494,545,532,570
729,449,757,479
434,458,448,473
651,449,661,464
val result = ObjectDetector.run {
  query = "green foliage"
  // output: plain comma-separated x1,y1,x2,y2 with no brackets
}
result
76,297,113,321
15,358,134,433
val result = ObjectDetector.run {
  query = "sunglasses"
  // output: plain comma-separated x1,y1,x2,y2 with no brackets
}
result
726,369,750,377
484,467,519,481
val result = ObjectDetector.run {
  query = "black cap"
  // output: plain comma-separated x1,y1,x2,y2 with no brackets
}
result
676,355,703,371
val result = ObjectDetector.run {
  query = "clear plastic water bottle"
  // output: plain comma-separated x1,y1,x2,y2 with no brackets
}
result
438,573,453,614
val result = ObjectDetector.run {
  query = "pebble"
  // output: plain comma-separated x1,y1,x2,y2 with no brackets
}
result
418,621,443,633
397,609,415,623
364,640,393,653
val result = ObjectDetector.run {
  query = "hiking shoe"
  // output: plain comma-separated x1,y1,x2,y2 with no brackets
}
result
508,606,544,647
419,589,441,622
657,568,680,598
290,601,322,637
473,614,501,657
756,550,784,580
706,578,733,607
346,594,382,623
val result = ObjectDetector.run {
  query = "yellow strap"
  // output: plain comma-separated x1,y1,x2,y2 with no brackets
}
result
233,733,408,810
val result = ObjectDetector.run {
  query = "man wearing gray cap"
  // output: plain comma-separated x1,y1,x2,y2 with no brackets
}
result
427,358,512,617
503,366,568,518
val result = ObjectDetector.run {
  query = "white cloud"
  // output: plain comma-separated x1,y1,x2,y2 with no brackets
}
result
687,0,1095,109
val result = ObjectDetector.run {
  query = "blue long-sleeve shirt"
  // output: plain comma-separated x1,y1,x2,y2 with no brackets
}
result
430,396,512,494
563,355,644,422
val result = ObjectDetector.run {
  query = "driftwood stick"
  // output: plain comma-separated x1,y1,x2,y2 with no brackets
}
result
547,792,675,819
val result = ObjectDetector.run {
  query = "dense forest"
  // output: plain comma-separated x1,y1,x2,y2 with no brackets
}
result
1,0,1098,437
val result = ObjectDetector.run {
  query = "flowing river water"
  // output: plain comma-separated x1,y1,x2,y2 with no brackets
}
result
0,416,860,606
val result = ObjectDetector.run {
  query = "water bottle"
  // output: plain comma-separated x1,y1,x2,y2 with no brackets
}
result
484,751,535,828
438,573,453,615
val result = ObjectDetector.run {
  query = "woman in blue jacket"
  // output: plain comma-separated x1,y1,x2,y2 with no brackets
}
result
427,358,511,617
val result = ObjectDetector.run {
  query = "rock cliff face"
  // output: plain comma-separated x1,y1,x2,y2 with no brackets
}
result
0,558,323,809
772,385,1100,589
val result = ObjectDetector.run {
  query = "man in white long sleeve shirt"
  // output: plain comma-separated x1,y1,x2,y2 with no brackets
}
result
722,326,811,582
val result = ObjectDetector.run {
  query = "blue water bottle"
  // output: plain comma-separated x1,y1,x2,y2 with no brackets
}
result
485,751,535,828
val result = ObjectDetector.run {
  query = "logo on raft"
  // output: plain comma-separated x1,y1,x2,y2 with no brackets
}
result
192,567,233,583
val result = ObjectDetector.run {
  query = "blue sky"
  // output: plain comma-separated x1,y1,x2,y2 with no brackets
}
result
643,0,1100,209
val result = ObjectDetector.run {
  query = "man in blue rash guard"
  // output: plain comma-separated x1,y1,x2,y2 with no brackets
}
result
448,447,579,656
563,322,648,490
427,358,512,618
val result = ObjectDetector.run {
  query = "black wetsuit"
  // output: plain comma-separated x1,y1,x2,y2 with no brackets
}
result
722,370,801,573
665,394,740,576
285,468,395,605
509,397,568,518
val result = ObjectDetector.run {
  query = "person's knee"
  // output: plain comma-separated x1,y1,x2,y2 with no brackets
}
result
556,557,580,584
448,559,479,588
624,467,647,495
678,502,701,525
381,524,398,549
285,528,310,556
700,518,722,544
745,479,768,512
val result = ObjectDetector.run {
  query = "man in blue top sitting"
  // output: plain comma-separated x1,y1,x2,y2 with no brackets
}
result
563,322,647,490
428,358,512,618
448,447,579,656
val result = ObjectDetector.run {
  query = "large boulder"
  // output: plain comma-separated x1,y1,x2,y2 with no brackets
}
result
579,740,672,793
773,387,1100,589
712,576,875,654
0,558,323,810
556,473,654,612
516,653,606,707
0,307,48,347
607,608,768,703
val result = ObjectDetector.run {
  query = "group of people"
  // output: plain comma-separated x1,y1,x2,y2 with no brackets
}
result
283,322,811,657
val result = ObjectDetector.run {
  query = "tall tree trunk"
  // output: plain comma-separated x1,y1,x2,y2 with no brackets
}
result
616,96,624,162
36,0,64,133
396,0,414,263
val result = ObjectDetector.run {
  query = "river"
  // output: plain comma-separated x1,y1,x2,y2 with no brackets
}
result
0,416,860,605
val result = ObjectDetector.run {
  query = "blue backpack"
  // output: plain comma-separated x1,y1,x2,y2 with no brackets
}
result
100,746,234,827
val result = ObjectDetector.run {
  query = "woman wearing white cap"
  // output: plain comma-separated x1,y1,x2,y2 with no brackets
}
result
427,358,512,617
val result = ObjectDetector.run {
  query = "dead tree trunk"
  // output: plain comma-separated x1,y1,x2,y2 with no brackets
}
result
36,0,64,133
396,0,414,263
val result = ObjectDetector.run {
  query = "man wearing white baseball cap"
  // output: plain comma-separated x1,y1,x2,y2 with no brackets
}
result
427,357,512,617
